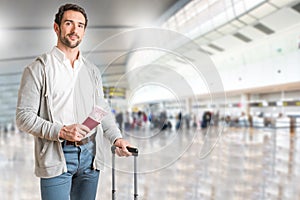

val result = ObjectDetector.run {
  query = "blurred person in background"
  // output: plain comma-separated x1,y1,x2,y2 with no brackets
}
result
116,111,124,131
238,111,249,127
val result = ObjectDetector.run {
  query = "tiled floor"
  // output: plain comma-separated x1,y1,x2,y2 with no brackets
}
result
1,125,300,200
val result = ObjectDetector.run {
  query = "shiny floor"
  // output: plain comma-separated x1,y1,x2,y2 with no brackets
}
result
1,125,300,200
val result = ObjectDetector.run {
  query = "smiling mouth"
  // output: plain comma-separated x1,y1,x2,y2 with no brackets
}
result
69,34,79,40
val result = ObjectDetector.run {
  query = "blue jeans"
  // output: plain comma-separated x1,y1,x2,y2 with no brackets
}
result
40,141,100,200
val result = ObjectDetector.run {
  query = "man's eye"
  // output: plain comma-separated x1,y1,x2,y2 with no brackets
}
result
78,24,84,28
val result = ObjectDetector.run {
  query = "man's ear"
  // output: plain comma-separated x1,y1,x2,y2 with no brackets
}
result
53,23,59,35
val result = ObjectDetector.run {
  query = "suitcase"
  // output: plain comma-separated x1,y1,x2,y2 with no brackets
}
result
111,146,139,200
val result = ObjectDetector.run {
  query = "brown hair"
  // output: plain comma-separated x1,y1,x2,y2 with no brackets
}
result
54,3,88,28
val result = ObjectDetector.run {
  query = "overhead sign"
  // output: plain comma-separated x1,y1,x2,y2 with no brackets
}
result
249,101,300,107
103,86,126,99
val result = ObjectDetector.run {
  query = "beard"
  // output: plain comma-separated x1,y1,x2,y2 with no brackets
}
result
59,31,82,48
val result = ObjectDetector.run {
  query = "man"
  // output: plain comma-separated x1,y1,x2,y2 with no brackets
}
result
16,3,132,200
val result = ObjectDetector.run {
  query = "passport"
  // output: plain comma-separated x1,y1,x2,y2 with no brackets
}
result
82,106,108,130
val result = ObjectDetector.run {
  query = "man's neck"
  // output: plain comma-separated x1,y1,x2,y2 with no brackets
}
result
56,44,79,67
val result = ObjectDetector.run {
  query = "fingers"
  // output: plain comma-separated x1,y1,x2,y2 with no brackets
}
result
61,124,91,141
115,146,132,157
114,138,133,157
76,125,89,137
80,124,91,134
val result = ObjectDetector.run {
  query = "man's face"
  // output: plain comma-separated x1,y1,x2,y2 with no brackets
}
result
56,10,86,48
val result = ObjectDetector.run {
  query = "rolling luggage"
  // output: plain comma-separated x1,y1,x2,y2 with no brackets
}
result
111,146,139,200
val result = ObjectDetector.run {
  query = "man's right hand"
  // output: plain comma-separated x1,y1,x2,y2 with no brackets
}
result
59,124,90,141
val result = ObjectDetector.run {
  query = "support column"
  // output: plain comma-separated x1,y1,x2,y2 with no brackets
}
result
240,94,249,114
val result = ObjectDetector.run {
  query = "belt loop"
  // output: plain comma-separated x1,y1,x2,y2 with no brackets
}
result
75,141,80,147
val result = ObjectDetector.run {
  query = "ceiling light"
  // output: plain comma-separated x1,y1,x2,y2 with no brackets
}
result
233,33,252,42
253,23,275,34
208,43,224,52
292,2,300,13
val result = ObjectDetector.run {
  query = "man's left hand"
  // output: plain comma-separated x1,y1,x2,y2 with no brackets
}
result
114,138,133,157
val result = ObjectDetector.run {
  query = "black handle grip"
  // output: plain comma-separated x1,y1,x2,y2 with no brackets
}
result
111,145,138,156
126,146,138,156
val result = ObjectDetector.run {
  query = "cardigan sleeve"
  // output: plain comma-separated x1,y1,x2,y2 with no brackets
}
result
15,60,63,141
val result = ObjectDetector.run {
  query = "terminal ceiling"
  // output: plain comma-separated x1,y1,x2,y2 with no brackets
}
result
0,0,300,122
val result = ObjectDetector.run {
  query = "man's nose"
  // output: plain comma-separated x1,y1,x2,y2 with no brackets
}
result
70,24,78,34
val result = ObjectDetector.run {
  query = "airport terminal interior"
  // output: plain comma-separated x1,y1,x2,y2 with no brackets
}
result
1,0,300,199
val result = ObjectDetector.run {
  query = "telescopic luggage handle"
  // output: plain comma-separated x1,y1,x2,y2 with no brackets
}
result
111,145,139,200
